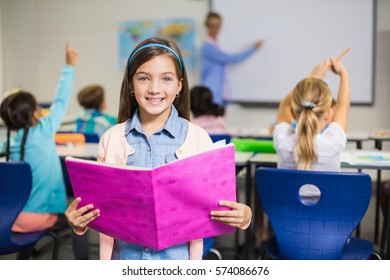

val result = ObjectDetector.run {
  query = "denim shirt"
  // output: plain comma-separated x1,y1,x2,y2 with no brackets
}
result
111,106,190,260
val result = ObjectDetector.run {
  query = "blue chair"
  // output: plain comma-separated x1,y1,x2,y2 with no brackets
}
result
0,162,60,259
380,181,390,259
209,134,231,144
83,133,100,143
256,167,375,260
202,237,222,260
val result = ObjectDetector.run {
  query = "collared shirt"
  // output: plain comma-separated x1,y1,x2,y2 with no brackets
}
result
124,106,188,168
112,105,190,260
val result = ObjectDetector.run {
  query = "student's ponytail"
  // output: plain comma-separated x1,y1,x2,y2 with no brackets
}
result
294,110,318,170
291,78,333,170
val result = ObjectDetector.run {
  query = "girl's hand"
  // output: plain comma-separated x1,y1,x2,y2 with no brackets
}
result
65,197,99,233
210,201,252,228
308,59,331,79
329,56,347,76
66,42,79,67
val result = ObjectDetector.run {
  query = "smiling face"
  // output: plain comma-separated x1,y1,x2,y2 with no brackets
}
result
132,55,182,125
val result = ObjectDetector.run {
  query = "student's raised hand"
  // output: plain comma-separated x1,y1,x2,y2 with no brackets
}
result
329,56,347,76
65,197,100,233
308,59,331,79
254,40,264,49
66,41,79,67
210,201,252,229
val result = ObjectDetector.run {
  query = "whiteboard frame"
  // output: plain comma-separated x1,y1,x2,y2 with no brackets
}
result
210,0,377,106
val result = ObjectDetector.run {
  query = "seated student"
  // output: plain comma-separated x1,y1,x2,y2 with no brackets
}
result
190,85,229,134
273,57,349,171
274,57,349,204
254,57,350,245
75,84,117,138
0,43,89,259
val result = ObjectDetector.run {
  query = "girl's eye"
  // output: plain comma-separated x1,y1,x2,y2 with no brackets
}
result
138,76,149,82
162,76,173,83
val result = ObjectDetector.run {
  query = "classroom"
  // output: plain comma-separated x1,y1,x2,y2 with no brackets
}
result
1,0,390,268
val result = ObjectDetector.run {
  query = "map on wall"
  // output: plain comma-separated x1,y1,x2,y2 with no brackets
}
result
118,19,196,72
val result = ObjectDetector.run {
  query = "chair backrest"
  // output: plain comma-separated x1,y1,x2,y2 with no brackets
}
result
0,162,32,254
209,134,231,144
256,167,371,260
83,133,100,143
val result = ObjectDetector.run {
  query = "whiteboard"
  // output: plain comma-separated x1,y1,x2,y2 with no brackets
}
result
212,0,375,105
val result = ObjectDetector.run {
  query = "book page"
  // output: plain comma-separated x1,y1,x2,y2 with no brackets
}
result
65,156,150,170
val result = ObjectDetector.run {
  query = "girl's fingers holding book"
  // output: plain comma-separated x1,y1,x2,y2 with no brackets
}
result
77,209,100,228
67,197,82,211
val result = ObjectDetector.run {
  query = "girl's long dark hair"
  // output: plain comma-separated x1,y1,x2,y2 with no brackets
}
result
0,90,37,161
117,37,190,123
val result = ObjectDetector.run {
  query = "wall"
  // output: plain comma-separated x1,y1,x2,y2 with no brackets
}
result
1,0,390,136
0,0,208,116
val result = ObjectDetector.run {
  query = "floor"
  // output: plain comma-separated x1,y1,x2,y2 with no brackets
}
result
0,172,385,260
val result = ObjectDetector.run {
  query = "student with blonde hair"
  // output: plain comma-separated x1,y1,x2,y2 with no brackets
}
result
273,57,350,172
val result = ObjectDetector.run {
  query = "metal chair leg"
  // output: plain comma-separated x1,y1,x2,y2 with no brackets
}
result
46,231,60,260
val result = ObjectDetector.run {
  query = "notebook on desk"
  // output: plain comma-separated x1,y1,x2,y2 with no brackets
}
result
65,143,236,250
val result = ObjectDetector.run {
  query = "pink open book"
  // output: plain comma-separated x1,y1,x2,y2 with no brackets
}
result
65,144,236,250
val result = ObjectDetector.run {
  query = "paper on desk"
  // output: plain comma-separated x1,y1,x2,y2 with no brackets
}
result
341,150,390,166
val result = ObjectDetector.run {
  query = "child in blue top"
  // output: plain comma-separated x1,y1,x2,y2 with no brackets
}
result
65,37,252,260
0,43,88,259
75,84,117,138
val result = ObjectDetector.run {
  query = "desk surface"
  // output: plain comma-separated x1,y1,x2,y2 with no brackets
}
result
57,143,99,159
235,152,255,166
248,149,390,170
228,128,371,142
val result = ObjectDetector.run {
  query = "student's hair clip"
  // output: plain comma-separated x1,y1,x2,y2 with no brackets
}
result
301,100,316,109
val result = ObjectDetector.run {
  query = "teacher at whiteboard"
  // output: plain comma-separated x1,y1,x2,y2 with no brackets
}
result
200,11,263,107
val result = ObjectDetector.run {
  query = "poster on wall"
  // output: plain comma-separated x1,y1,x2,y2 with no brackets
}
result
118,19,196,72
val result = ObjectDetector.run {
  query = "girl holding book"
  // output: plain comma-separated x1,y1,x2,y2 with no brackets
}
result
65,37,252,260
